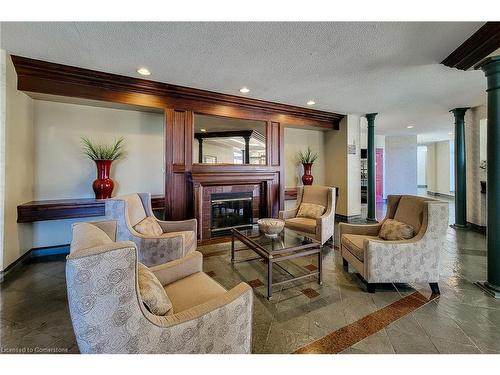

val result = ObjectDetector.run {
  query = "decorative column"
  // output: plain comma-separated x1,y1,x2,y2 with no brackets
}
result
244,135,250,164
475,56,500,297
451,107,469,228
198,138,203,163
366,113,377,221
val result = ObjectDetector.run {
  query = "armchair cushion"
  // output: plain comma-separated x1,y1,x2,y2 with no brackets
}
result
341,234,380,262
134,216,163,237
379,219,414,241
164,272,227,313
285,217,316,234
120,193,148,226
297,202,325,219
393,195,428,234
302,185,329,207
70,222,113,253
138,263,173,316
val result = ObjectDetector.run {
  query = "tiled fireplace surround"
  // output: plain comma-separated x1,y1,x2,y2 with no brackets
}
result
199,184,262,240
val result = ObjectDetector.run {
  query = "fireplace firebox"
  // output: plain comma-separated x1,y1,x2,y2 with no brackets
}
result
211,192,253,236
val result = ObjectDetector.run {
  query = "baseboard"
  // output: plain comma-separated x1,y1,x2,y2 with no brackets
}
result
335,214,361,221
468,222,486,234
426,191,454,198
0,244,70,284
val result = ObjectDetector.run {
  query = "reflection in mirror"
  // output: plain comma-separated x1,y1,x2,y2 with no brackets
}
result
193,114,266,164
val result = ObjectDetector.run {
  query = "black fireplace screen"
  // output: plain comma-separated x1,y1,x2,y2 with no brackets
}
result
211,192,253,236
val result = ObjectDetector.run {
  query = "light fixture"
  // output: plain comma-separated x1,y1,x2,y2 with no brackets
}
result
200,128,207,132
136,67,151,76
448,132,454,135
307,100,316,106
407,125,414,129
239,87,250,93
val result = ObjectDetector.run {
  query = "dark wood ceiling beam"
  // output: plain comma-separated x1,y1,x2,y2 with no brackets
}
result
441,22,500,70
11,55,343,128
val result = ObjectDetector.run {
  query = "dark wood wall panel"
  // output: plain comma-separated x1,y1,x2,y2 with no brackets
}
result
270,122,281,166
172,110,187,165
12,55,343,234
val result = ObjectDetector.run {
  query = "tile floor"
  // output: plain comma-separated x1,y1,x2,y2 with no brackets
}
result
1,198,500,354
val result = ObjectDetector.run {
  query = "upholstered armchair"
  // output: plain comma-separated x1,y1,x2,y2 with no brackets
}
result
278,185,336,245
105,193,197,266
66,220,253,354
339,195,449,294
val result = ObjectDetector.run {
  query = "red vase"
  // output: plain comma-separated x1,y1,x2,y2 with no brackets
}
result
92,160,114,199
302,163,314,185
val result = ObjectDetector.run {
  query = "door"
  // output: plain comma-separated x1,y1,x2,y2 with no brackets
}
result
376,148,384,202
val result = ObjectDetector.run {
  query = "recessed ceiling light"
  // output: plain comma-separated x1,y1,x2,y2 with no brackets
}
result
200,128,207,132
239,87,250,93
137,67,151,76
307,100,316,106
407,125,414,129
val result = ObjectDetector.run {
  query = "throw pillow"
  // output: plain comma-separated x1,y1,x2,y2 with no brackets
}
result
379,219,415,241
296,202,326,219
133,216,163,237
70,222,113,253
137,263,173,316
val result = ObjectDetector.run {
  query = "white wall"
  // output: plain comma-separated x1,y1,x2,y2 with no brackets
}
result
193,139,236,164
30,100,165,248
385,135,417,196
1,52,35,270
284,127,325,188
417,145,427,186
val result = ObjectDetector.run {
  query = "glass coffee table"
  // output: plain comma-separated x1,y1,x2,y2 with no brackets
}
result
231,225,322,300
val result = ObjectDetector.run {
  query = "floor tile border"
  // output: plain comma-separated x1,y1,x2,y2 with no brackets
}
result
294,291,438,354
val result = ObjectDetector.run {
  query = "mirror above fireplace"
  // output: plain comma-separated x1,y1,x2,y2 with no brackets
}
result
193,114,266,165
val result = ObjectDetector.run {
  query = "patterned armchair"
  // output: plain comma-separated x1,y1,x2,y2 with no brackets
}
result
106,193,197,266
279,186,336,245
339,195,449,293
66,220,253,354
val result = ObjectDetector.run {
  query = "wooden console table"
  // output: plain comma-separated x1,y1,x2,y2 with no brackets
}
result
17,195,165,223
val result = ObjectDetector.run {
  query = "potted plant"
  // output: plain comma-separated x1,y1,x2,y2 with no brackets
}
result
297,147,318,185
81,137,125,199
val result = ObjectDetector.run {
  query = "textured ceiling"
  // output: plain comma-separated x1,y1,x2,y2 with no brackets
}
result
0,22,488,139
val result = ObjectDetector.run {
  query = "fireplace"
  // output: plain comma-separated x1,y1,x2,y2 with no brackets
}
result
210,192,253,236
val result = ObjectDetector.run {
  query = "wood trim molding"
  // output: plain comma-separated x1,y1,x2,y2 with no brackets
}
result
11,55,344,127
441,22,500,70
17,195,166,223
285,187,298,200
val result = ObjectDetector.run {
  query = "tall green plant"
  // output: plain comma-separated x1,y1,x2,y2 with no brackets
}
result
297,146,318,164
81,137,125,161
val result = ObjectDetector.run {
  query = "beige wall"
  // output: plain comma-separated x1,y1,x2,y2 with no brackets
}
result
426,140,454,197
466,105,487,226
284,127,325,188
324,115,361,217
30,100,165,249
33,100,164,200
1,52,35,270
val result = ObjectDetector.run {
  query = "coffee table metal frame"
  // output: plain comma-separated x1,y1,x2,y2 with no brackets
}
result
231,227,322,300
